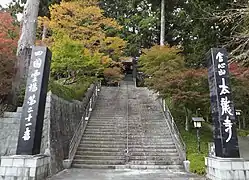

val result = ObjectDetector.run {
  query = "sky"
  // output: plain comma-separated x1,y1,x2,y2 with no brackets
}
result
0,0,12,8
0,0,23,21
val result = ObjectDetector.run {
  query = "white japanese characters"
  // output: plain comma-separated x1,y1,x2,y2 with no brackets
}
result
223,116,233,142
219,78,230,95
216,51,233,143
22,50,43,141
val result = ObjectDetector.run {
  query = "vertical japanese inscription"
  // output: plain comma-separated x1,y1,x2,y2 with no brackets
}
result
16,46,51,155
207,48,240,158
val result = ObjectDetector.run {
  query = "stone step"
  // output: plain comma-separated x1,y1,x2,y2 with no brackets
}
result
129,145,177,149
127,142,175,146
128,156,180,161
71,164,118,169
78,144,126,148
77,147,177,153
75,151,178,157
82,134,172,139
71,164,184,170
127,148,177,152
85,127,127,131
86,122,125,125
80,140,126,144
89,119,165,121
76,151,125,156
128,122,167,124
81,137,126,141
129,151,178,156
74,155,125,160
87,123,168,126
128,136,172,139
4,112,22,118
84,129,127,132
89,116,125,119
79,144,176,149
77,147,125,152
87,120,125,123
128,131,171,134
122,164,184,170
73,159,125,165
17,107,23,113
83,132,126,136
82,134,126,138
80,140,174,145
86,125,126,128
128,134,172,137
128,160,181,165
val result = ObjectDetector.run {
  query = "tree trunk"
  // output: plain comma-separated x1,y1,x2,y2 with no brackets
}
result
238,116,241,130
160,0,165,46
42,24,48,42
243,115,246,129
184,107,189,131
17,0,40,57
11,0,40,106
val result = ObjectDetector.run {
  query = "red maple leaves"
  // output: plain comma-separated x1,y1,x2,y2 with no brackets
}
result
0,11,19,101
0,11,19,56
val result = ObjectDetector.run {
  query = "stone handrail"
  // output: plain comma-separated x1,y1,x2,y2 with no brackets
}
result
159,98,186,162
125,82,129,162
64,82,101,167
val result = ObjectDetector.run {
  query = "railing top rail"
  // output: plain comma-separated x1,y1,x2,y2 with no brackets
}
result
166,104,186,149
159,97,186,161
126,82,129,157
68,81,100,160
69,83,97,147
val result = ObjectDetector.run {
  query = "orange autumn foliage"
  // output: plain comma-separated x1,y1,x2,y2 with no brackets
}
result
0,11,19,102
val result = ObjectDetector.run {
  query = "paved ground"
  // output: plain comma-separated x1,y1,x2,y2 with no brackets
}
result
47,168,205,180
238,136,249,160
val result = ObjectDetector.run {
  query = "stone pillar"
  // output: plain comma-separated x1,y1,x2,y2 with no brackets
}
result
0,155,49,180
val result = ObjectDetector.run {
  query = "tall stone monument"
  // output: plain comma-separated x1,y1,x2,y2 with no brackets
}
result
0,46,52,180
206,48,249,180
16,46,52,155
207,48,240,158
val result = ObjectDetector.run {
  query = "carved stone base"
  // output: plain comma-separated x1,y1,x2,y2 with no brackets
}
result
205,157,249,180
0,155,49,180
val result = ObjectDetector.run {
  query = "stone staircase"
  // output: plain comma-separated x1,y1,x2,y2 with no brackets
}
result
127,86,182,169
72,86,127,168
72,81,184,170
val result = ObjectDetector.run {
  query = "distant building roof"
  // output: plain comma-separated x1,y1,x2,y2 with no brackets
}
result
120,57,133,63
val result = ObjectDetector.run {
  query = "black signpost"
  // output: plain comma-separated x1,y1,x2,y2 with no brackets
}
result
207,48,240,158
16,46,52,155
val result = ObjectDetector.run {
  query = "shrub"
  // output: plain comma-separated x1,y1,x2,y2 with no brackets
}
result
0,12,18,103
48,77,96,101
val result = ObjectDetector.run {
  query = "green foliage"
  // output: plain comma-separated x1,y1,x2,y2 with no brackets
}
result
51,34,103,79
178,122,212,175
48,77,95,101
43,0,126,85
103,67,124,85
17,86,26,106
100,0,160,56
48,81,77,101
139,45,210,118
237,129,249,137
139,45,185,76
188,153,206,175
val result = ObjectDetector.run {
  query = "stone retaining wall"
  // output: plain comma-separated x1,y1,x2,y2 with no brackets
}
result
0,83,97,176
